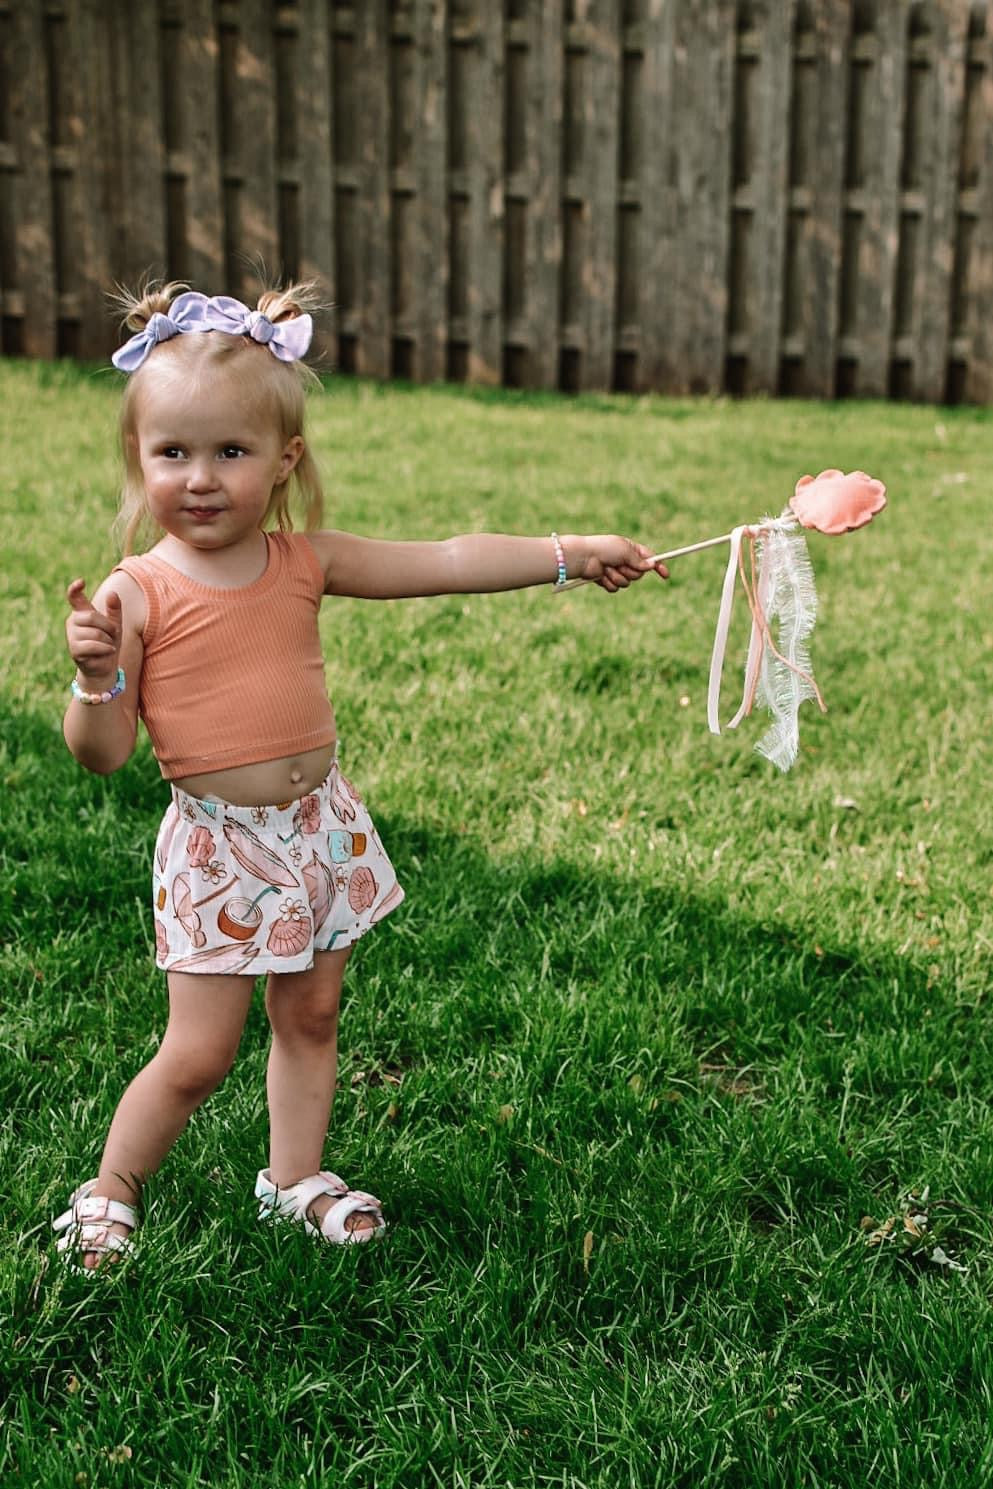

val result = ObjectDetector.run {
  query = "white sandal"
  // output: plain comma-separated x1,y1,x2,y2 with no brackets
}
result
255,1168,386,1245
52,1180,138,1271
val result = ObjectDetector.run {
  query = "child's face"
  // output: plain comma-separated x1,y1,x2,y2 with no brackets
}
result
134,365,303,551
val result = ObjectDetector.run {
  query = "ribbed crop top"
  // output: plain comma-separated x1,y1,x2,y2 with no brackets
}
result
113,531,336,779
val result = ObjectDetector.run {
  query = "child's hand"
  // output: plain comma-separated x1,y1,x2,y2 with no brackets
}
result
578,536,669,593
66,579,123,683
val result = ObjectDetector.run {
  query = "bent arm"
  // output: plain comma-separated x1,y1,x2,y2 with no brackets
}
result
63,575,145,775
309,530,656,600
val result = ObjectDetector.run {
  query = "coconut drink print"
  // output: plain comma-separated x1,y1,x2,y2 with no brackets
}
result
152,764,405,974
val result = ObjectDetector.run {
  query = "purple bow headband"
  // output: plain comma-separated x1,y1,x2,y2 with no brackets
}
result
112,292,313,372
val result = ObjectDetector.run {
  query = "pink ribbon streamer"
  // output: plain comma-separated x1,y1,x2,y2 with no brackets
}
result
707,522,826,737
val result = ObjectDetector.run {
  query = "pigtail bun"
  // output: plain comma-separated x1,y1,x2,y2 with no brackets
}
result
256,279,326,325
110,277,192,332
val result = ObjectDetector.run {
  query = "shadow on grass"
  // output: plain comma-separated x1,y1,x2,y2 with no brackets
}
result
0,701,952,1077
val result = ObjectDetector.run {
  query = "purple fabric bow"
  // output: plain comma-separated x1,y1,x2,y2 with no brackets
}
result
202,295,313,362
111,291,210,372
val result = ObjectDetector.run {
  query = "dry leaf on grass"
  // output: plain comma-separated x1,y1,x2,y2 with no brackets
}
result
582,1230,594,1275
860,1186,967,1272
350,1065,404,1089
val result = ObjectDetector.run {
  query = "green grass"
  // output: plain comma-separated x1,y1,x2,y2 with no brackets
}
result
2,359,993,1486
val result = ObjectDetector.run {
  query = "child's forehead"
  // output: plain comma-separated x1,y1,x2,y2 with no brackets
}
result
135,355,269,430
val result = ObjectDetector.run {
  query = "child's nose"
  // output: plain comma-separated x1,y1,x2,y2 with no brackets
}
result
186,461,218,492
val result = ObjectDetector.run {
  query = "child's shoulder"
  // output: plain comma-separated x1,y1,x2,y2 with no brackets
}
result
275,528,329,589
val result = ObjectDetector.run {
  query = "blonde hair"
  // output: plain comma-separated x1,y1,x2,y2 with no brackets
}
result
113,278,325,554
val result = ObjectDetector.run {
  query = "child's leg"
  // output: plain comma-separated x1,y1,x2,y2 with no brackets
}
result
83,972,254,1267
264,946,375,1234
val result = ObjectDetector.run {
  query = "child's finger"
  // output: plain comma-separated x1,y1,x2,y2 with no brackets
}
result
66,579,93,611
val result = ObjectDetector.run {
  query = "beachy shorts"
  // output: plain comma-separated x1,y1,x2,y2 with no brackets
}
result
151,762,405,975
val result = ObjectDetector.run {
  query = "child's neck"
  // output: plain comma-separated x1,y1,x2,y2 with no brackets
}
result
153,529,269,589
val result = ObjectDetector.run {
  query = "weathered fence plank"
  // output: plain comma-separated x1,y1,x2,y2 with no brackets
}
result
178,0,224,291
784,0,849,399
459,0,503,384
570,0,620,391
54,0,110,354
962,1,993,401
661,0,737,395
1,0,993,402
530,0,564,389
413,0,447,382
637,0,677,395
222,0,279,298
3,1,57,356
728,0,796,396
291,0,335,363
848,2,908,398
115,0,166,286
910,0,970,402
354,0,391,378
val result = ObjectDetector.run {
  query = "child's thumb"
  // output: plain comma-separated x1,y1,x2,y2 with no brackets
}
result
104,590,122,617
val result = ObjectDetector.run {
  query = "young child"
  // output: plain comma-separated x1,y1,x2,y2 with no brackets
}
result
56,280,666,1269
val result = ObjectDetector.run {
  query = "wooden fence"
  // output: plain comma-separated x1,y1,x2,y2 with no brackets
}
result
1,0,992,401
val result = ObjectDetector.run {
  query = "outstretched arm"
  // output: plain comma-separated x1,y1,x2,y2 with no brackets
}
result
308,530,668,600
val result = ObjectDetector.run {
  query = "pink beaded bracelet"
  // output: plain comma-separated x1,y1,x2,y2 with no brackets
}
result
551,532,568,589
71,667,126,705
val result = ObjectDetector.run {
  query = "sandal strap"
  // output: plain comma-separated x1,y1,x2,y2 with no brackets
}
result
256,1167,385,1242
319,1193,386,1245
53,1181,138,1237
256,1169,348,1221
55,1224,136,1260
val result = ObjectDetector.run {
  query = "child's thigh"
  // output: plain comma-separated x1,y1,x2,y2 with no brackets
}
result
161,971,256,1064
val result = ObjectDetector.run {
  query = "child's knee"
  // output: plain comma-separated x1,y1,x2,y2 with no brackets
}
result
270,987,341,1047
155,1041,238,1103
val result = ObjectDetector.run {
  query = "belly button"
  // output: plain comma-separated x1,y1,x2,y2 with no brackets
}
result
290,769,302,784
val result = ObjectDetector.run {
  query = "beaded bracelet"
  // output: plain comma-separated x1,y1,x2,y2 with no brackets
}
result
550,532,568,590
71,667,126,705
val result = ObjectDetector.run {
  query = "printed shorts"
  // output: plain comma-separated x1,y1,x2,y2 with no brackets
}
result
152,762,405,975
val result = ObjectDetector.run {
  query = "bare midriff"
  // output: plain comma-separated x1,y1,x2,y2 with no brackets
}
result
172,741,337,807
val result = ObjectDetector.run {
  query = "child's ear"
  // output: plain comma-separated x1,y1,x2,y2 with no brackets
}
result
278,435,305,481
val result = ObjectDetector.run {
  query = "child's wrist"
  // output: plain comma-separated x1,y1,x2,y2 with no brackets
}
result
563,534,589,581
73,665,122,693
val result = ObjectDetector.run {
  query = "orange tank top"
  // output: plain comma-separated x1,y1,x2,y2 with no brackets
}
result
114,531,336,779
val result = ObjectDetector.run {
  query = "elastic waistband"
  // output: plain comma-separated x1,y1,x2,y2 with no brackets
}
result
170,763,339,832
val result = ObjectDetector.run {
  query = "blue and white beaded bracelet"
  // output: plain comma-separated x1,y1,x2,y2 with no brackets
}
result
71,667,126,705
551,532,568,590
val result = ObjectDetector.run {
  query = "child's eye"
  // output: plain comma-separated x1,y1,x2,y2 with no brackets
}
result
162,446,185,459
220,445,247,459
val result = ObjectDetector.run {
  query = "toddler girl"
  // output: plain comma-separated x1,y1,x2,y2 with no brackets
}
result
56,280,666,1269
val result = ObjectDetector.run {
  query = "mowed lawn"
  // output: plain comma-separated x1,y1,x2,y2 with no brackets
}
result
2,358,993,1487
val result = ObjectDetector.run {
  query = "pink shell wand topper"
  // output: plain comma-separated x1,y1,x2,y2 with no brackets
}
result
789,469,886,534
556,467,887,771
